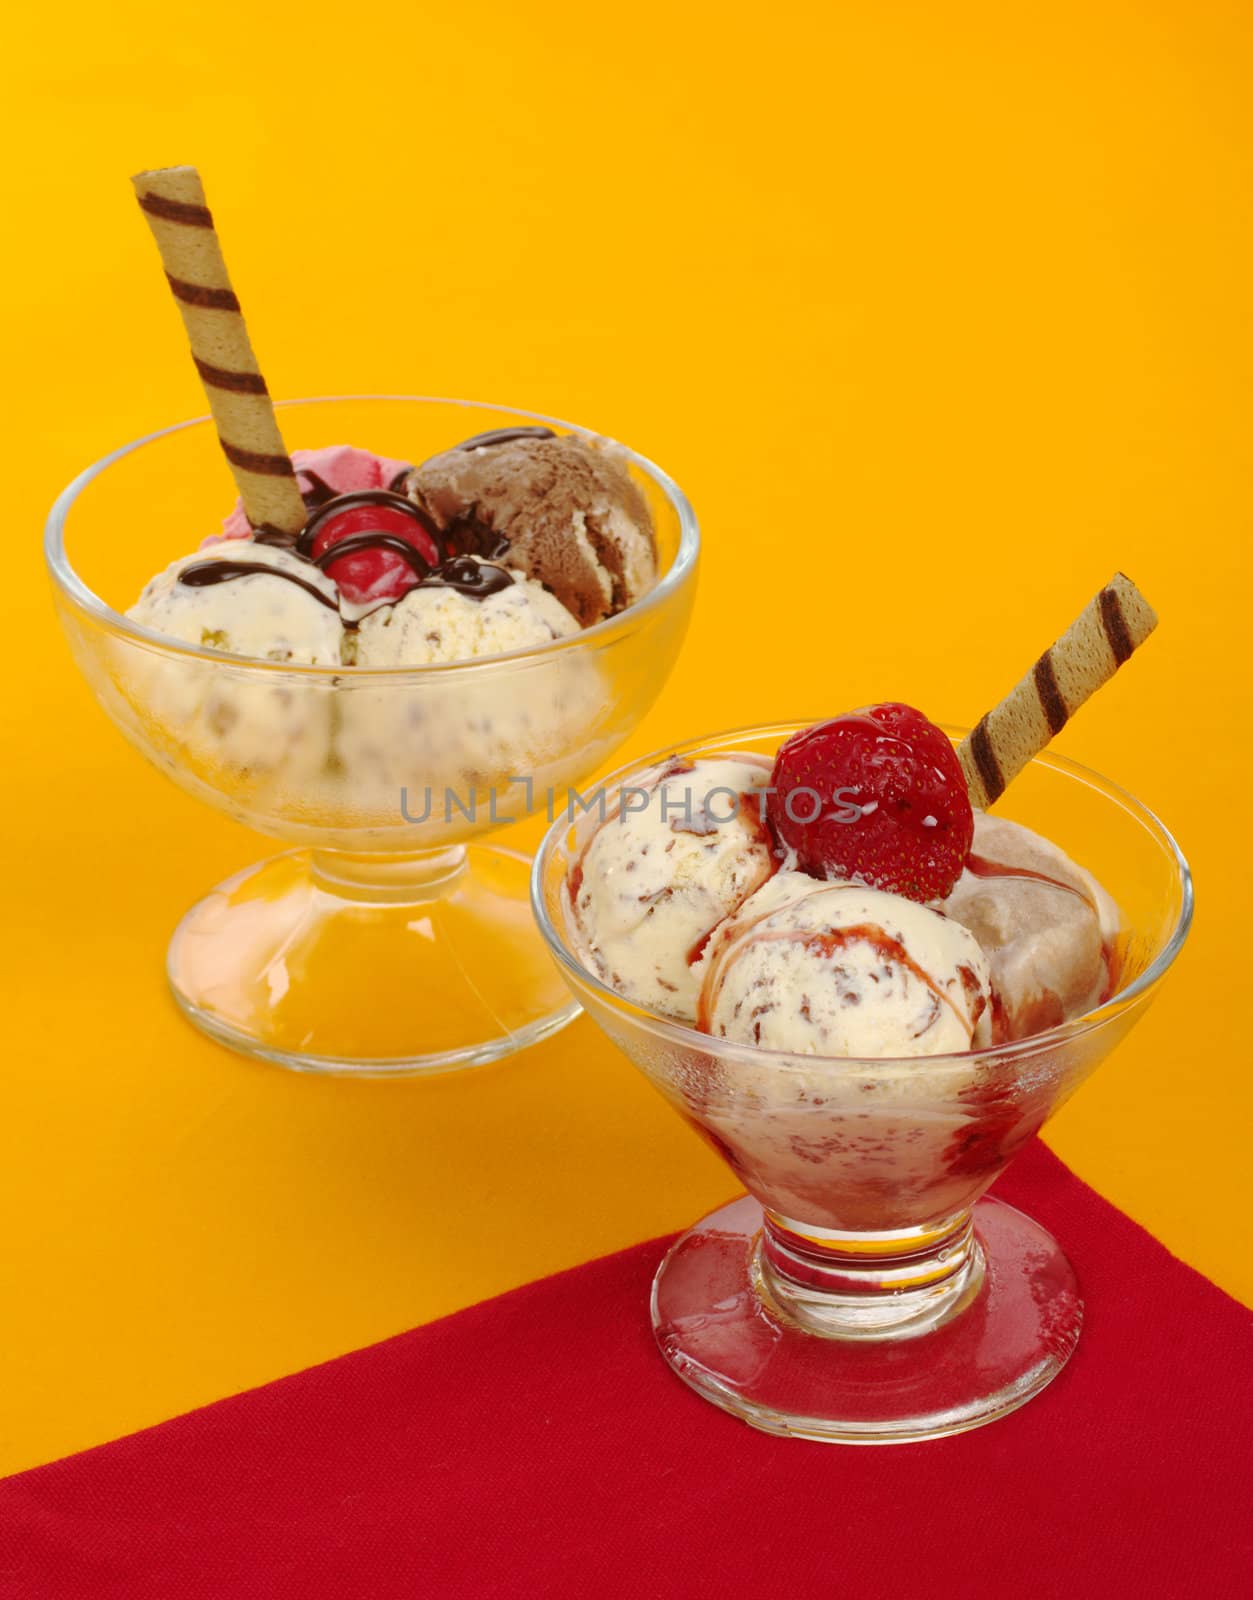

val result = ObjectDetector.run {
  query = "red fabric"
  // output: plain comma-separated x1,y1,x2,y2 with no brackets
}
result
2,1141,1250,1598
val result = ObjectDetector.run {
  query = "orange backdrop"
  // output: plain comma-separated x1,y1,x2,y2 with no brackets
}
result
3,0,1250,1475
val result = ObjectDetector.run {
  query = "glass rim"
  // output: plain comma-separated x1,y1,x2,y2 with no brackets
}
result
43,394,701,680
531,718,1194,1073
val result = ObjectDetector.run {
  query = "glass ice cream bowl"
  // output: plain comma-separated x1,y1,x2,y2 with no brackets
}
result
45,397,698,1076
532,722,1192,1443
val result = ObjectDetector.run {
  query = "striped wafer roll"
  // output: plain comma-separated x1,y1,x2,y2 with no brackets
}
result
131,166,307,535
958,572,1158,809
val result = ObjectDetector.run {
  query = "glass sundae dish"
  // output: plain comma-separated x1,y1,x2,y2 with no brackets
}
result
48,399,696,1075
533,596,1192,1442
44,171,698,1075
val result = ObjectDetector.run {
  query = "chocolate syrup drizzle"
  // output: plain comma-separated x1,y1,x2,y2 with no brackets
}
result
179,448,520,617
298,470,343,508
178,559,341,612
301,466,413,501
311,533,433,578
298,489,442,558
443,516,511,562
418,555,513,599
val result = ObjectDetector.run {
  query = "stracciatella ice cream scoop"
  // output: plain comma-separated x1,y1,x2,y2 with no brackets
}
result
353,558,579,667
670,869,996,1234
942,812,1119,1041
698,870,992,1056
407,429,658,627
123,542,338,784
569,755,776,1020
127,540,344,664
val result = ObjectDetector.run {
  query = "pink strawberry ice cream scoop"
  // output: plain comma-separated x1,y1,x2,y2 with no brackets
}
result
211,446,413,544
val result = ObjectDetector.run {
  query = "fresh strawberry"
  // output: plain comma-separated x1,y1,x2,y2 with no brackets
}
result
767,703,973,901
306,493,441,607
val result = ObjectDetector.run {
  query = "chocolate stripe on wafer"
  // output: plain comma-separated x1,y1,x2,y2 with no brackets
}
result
967,719,1004,805
131,165,306,534
957,573,1159,809
194,357,269,396
166,275,241,312
221,441,296,475
1032,652,1068,734
138,193,213,227
1100,587,1134,664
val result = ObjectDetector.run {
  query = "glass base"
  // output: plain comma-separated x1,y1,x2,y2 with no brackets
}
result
651,1194,1081,1444
167,844,580,1077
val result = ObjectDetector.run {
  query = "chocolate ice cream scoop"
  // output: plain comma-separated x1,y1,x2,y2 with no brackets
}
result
406,430,658,627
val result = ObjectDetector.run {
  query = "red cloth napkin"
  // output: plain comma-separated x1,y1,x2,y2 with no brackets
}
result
2,1141,1250,1599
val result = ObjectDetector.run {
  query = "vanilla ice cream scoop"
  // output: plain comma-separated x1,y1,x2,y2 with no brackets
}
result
569,755,777,1020
353,557,579,666
127,540,344,665
942,813,1119,1041
699,871,991,1056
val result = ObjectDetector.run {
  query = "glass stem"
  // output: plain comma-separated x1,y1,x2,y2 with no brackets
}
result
754,1209,984,1342
309,846,468,904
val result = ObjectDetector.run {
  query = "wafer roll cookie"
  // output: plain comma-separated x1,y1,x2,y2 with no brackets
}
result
131,166,306,534
958,573,1158,808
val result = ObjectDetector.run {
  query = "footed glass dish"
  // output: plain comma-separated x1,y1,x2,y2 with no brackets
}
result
46,397,698,1076
532,723,1192,1442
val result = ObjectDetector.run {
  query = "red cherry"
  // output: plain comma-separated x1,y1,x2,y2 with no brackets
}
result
308,497,441,606
767,703,974,901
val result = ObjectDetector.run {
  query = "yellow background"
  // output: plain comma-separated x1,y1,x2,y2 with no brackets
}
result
3,1,1251,1475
